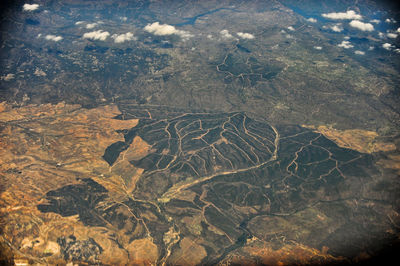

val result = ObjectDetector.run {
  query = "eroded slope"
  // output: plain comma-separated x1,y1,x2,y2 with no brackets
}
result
1,103,399,265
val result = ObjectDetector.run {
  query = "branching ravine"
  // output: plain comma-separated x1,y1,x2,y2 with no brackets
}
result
98,105,381,264
158,123,279,202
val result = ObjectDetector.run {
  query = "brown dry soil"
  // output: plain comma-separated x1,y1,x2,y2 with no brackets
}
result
0,102,399,265
220,237,342,265
0,102,158,265
304,124,400,175
302,125,396,154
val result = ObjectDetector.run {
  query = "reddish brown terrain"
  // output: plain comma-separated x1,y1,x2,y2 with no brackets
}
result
0,102,161,265
1,102,399,265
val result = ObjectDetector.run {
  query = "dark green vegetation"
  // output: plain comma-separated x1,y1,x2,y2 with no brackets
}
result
1,0,399,264
38,177,170,254
1,0,399,132
38,106,394,263
218,46,285,90
38,178,110,227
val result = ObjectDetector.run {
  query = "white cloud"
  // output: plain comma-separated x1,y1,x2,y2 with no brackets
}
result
330,24,343,32
387,33,398,39
378,32,385,38
75,21,84,25
368,46,374,50
370,19,380,24
23,3,39,11
314,46,322,50
349,20,374,31
86,23,97,29
83,30,110,41
382,43,394,50
220,29,234,39
120,17,127,22
45,35,63,42
344,36,350,40
207,34,213,39
145,22,175,35
111,32,136,43
385,18,396,23
307,18,317,23
354,50,365,55
237,32,255,39
397,27,400,33
338,40,354,49
395,48,400,53
287,26,295,31
1,74,15,81
144,22,193,39
322,10,362,20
